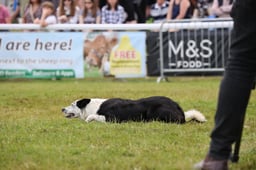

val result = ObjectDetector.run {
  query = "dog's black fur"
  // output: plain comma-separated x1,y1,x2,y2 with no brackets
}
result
77,96,186,123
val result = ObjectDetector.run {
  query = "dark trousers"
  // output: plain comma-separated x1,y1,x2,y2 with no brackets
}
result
209,0,256,160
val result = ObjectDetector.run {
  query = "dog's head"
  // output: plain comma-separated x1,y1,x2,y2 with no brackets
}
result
61,99,91,118
62,98,106,119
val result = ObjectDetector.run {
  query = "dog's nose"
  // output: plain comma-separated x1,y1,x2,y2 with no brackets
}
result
61,108,65,112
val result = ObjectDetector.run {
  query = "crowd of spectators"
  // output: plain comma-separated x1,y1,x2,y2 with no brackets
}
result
0,0,234,26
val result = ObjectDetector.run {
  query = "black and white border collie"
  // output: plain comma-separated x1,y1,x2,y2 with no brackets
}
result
62,96,206,123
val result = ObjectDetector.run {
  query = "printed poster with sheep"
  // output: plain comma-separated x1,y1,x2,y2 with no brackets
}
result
83,32,146,78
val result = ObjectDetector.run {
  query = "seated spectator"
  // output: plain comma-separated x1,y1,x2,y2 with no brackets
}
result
34,1,57,27
0,3,11,24
209,0,233,18
79,0,100,24
145,0,155,23
56,0,80,24
101,0,126,24
149,0,169,23
119,0,136,23
99,0,135,23
7,0,21,23
42,0,60,10
22,0,43,24
75,0,85,13
167,0,192,20
192,0,210,18
133,0,147,23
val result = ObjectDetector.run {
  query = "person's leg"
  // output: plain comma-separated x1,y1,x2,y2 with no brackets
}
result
209,0,256,160
195,0,256,169
209,70,254,160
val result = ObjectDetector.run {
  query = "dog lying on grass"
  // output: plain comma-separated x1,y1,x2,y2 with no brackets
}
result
62,96,206,123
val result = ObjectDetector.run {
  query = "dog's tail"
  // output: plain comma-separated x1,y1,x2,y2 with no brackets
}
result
184,109,207,123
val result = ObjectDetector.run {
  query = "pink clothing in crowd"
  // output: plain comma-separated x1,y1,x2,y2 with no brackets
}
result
0,5,11,23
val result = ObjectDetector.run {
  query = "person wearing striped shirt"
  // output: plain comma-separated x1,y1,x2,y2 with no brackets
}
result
149,0,169,23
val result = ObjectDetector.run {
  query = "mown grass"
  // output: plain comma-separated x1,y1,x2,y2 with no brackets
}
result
0,77,255,170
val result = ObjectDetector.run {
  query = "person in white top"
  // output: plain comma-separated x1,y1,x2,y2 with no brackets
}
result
79,0,100,24
56,0,80,24
34,1,57,27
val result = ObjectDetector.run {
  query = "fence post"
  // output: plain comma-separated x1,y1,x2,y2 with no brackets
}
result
157,20,168,83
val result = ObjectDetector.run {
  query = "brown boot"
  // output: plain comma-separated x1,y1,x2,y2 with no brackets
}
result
194,155,228,170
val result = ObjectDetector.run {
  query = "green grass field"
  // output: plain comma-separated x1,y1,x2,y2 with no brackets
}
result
0,77,255,170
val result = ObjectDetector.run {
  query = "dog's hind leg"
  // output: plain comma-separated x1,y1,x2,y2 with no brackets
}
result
85,115,106,123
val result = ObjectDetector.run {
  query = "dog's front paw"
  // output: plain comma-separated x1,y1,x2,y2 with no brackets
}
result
85,115,96,122
85,115,106,123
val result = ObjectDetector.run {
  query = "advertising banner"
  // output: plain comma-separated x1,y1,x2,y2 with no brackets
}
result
167,30,229,70
0,32,84,78
83,32,146,78
147,29,230,76
110,32,146,78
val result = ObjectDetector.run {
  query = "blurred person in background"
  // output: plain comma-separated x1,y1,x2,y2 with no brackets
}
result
101,0,126,24
145,0,156,23
79,0,100,24
34,1,57,27
22,0,42,23
56,0,80,24
100,0,136,23
7,0,21,23
167,0,192,20
42,0,59,10
75,0,85,13
0,3,11,24
120,0,136,23
149,0,169,23
133,0,147,23
191,0,210,18
209,0,233,18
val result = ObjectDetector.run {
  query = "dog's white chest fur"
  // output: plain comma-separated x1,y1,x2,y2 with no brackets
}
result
80,99,106,119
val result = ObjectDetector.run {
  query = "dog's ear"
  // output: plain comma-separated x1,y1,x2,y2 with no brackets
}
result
76,98,91,109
